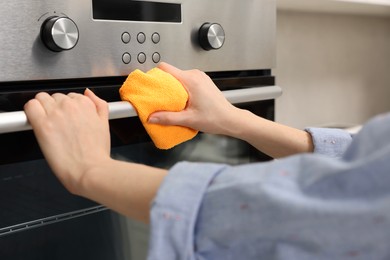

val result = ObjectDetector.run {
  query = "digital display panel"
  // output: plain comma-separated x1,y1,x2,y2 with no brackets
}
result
92,0,182,23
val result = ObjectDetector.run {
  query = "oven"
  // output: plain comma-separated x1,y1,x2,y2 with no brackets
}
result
0,0,279,259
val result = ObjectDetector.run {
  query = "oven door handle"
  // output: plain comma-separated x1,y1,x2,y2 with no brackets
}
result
0,85,282,134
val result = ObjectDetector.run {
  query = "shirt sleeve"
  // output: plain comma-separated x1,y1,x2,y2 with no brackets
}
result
148,158,390,259
147,162,227,260
148,114,390,260
305,127,353,158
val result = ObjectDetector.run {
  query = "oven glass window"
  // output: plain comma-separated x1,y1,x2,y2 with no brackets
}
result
0,101,272,237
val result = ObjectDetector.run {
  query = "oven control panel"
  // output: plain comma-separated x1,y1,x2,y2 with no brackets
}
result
0,0,275,82
118,31,162,65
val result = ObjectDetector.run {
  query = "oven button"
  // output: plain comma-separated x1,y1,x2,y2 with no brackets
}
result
121,32,131,44
152,52,161,63
138,52,146,64
151,33,160,44
137,32,146,44
40,16,79,52
198,23,225,50
122,53,131,64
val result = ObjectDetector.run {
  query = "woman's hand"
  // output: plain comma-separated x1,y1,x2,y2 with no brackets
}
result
148,62,240,136
151,62,314,158
25,89,167,223
24,89,111,195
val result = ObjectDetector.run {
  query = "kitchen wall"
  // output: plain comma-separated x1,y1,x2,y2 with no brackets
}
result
274,10,390,129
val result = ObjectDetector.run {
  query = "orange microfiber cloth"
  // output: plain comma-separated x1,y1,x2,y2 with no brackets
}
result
119,68,198,149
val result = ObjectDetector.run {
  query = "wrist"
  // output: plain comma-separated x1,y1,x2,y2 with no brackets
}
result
221,107,255,139
73,158,167,223
74,156,114,197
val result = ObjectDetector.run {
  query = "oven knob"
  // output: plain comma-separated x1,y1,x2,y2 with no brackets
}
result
40,16,79,52
198,23,225,50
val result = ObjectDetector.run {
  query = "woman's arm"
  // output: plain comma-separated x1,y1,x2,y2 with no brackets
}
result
22,63,312,224
150,62,314,158
81,159,166,223
225,108,314,158
24,89,166,223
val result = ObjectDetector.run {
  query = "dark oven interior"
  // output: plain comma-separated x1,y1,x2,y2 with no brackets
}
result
0,70,275,259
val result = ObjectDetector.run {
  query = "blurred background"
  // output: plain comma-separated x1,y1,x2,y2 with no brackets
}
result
275,0,390,129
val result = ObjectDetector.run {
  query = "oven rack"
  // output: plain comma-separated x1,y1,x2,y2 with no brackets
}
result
0,159,107,237
0,205,107,237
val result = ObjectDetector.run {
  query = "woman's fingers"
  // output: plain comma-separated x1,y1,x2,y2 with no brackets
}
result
33,92,56,114
24,98,47,130
148,110,191,127
157,62,184,80
24,91,109,132
84,88,109,120
52,93,70,104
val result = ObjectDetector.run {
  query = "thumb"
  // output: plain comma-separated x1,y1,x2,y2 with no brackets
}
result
84,88,109,120
148,110,191,127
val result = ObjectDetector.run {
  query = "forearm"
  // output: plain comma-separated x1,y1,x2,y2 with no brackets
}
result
78,158,167,224
223,108,314,158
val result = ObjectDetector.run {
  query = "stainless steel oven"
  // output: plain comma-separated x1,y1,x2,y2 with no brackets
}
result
0,0,279,259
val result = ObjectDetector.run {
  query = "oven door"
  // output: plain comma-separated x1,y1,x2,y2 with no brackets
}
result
0,73,281,259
